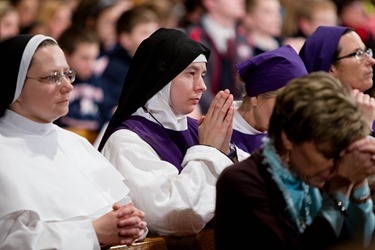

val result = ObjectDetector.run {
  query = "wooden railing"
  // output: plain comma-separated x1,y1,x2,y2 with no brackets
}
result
64,127,99,144
107,228,215,250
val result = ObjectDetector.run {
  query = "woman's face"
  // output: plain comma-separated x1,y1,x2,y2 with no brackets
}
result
66,42,99,80
96,7,121,50
10,44,73,123
247,0,282,37
289,140,335,189
251,95,277,132
169,62,207,115
331,31,375,92
0,10,19,41
47,5,71,40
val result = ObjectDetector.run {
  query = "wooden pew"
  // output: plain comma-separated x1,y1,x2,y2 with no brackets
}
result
108,237,168,250
64,127,99,144
108,228,215,250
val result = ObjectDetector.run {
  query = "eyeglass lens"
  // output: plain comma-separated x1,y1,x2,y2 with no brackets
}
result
50,70,75,85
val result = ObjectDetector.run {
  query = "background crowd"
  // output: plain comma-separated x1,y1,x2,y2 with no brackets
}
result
2,0,375,144
3,0,375,249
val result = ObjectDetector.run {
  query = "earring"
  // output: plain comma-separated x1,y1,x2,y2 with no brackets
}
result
282,149,291,166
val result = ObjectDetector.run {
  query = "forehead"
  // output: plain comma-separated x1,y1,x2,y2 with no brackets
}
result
338,31,365,53
298,140,333,159
184,62,207,71
29,44,68,72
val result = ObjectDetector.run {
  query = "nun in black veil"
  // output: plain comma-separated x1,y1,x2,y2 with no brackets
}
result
99,28,249,236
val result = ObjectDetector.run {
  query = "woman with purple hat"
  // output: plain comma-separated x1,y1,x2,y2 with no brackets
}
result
215,72,375,249
232,45,308,154
299,25,375,130
0,34,147,249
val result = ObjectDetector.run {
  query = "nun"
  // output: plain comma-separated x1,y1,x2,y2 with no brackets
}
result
232,45,308,154
299,26,375,131
0,34,147,249
98,28,250,237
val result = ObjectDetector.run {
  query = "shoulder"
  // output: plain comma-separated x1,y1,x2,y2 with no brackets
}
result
218,153,264,188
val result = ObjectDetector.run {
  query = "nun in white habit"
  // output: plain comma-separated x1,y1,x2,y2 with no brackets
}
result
0,34,147,249
99,28,249,237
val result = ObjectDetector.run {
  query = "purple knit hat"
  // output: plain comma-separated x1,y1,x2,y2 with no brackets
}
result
236,45,307,97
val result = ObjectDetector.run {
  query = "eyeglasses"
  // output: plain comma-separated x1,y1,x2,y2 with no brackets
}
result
26,69,76,86
335,48,373,61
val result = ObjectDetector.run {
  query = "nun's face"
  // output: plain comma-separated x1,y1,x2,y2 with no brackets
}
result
331,31,375,92
252,95,277,132
169,62,207,115
10,44,73,123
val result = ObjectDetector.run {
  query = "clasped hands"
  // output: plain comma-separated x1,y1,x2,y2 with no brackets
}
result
93,200,147,247
330,136,375,196
198,89,234,155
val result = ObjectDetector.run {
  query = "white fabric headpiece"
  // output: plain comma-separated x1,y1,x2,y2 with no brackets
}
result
12,35,57,103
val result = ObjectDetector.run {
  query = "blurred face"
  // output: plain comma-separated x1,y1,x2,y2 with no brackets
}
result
65,42,99,80
96,7,121,50
48,6,71,40
10,44,73,123
16,0,38,28
340,0,367,26
248,0,282,37
251,95,277,132
289,140,335,188
120,22,159,57
170,62,207,115
301,8,337,37
0,11,19,41
207,0,246,21
331,31,375,91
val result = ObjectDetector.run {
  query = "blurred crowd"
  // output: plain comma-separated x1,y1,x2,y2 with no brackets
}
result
1,0,375,142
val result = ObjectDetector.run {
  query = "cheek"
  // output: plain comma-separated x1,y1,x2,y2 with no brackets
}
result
293,153,333,182
258,101,275,119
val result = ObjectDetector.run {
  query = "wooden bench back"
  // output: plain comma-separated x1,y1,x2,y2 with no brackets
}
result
108,228,215,250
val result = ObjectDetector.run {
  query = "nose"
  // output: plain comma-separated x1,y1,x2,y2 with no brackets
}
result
60,75,74,92
195,76,207,92
367,55,375,66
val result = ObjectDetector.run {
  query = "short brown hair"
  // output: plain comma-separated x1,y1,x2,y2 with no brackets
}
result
268,71,369,158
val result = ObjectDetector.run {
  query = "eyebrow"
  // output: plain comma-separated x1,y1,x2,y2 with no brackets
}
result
348,46,367,53
186,64,207,72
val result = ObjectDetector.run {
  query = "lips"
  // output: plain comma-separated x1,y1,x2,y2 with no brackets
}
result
57,99,70,104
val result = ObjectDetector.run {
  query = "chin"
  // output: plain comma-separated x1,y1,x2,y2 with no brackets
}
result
309,180,326,189
305,177,325,189
59,109,69,117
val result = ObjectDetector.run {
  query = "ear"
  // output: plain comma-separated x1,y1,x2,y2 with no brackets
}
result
250,96,258,107
281,131,292,150
118,33,131,49
298,18,309,36
329,64,337,75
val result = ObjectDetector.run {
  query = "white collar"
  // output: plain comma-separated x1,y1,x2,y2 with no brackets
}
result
133,82,188,131
0,109,54,135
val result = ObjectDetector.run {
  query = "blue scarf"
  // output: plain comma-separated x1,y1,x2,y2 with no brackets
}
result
262,138,321,233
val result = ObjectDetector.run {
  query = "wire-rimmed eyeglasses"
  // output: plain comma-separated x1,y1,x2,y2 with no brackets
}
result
26,69,76,86
335,48,373,61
